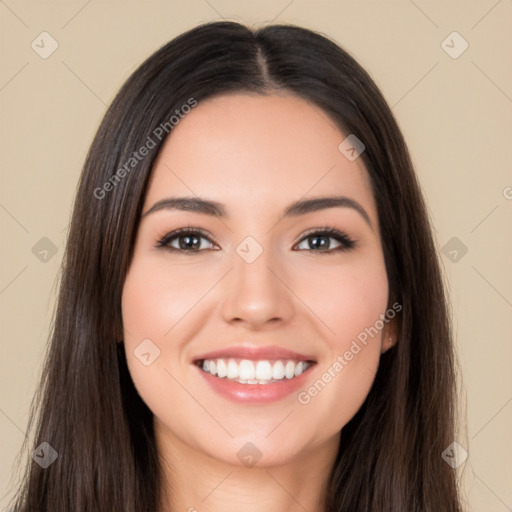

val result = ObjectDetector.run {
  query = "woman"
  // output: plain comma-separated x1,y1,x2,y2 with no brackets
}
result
9,21,464,511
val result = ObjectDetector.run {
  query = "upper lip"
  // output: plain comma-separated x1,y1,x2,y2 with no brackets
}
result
193,345,317,363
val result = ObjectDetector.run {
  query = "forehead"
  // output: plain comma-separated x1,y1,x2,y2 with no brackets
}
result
144,92,376,223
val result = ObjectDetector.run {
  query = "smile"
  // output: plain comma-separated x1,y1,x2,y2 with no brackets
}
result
196,358,314,384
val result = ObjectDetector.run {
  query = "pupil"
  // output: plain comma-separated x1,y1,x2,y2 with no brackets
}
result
309,235,328,249
177,234,332,251
180,235,200,250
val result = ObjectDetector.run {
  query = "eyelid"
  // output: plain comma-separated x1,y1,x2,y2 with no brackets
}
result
155,226,218,250
155,225,357,253
292,226,357,252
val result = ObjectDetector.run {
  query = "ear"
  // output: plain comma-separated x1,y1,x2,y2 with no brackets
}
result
381,316,399,354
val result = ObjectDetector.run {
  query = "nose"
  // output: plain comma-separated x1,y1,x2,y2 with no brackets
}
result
219,243,295,329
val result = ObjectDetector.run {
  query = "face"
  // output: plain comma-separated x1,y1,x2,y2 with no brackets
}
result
121,92,397,468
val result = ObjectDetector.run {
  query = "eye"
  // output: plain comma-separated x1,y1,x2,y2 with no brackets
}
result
155,228,216,253
294,227,357,253
155,226,357,254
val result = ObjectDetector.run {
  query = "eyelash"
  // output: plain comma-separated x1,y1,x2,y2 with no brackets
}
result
155,226,357,255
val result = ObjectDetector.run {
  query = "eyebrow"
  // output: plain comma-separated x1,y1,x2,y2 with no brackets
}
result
141,195,373,229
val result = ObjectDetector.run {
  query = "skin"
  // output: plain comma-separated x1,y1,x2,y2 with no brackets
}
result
121,92,397,512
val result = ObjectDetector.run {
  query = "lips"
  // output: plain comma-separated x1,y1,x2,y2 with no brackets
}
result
192,344,318,403
192,345,317,364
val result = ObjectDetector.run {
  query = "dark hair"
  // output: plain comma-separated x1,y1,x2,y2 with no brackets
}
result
8,20,464,511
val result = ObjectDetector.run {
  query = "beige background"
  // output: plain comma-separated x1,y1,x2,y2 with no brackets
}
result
1,1,511,510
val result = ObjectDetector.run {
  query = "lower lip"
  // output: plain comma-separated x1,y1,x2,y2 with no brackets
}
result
194,364,316,404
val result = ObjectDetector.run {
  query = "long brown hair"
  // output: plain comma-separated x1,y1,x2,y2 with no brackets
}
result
8,21,464,511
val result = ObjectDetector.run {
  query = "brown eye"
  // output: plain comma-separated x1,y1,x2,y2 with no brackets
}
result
294,228,356,253
156,228,216,253
155,226,357,254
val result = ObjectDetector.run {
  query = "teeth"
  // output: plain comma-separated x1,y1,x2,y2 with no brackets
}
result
239,359,255,380
294,361,305,377
272,360,285,380
199,358,312,384
226,359,238,379
255,361,272,380
216,359,227,378
285,361,295,379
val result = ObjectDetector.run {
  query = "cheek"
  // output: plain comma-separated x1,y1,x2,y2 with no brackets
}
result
293,255,388,427
121,260,176,398
295,251,389,345
121,256,208,337
121,261,200,426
